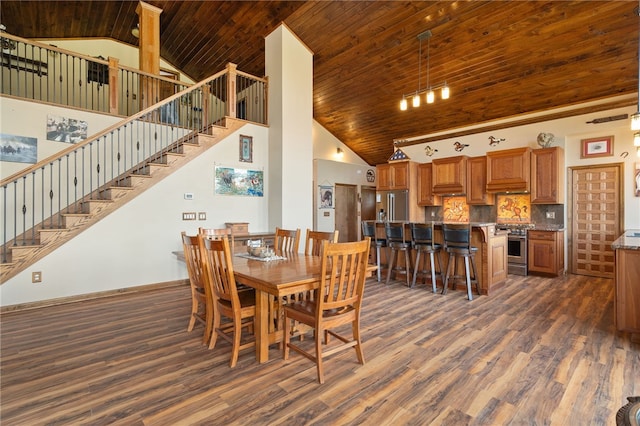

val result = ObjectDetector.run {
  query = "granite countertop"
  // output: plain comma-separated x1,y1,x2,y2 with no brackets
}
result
612,230,640,250
531,224,565,231
373,221,497,227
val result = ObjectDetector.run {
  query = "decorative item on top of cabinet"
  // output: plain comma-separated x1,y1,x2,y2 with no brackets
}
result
528,230,564,276
466,156,495,205
432,155,468,195
417,163,442,206
376,161,411,190
486,147,531,192
531,147,564,204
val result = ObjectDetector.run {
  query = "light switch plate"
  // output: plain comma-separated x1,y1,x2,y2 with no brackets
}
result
546,211,555,219
198,212,206,220
184,193,194,200
182,212,196,220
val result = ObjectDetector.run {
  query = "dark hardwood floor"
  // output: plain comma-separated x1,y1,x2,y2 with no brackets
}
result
1,273,638,425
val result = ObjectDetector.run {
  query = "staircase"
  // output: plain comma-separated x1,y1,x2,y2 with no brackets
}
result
1,117,248,283
1,60,268,284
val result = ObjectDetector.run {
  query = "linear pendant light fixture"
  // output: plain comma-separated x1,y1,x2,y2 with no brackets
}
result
400,29,450,111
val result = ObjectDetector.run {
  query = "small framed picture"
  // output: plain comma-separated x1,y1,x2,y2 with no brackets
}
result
580,136,613,159
239,135,253,163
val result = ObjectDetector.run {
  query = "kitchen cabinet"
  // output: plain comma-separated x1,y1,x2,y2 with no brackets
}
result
612,231,640,341
432,155,467,195
376,161,424,222
376,161,410,190
531,147,565,204
528,230,564,276
488,230,508,285
486,147,531,192
417,163,442,206
466,155,495,205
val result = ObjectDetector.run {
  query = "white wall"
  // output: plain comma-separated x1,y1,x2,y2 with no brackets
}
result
1,124,269,307
0,97,122,179
265,25,314,235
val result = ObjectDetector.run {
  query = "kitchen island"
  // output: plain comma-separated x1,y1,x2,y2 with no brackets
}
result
611,229,640,342
374,222,508,296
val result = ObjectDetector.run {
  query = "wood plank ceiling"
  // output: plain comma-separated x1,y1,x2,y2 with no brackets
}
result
1,1,637,166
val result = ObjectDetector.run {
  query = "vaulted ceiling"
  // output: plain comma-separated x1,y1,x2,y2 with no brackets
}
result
1,1,638,165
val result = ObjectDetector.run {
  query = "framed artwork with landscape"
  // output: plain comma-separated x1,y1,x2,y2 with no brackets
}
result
580,136,613,159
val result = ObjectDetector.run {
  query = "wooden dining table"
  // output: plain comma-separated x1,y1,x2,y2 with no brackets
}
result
232,252,377,363
232,253,324,363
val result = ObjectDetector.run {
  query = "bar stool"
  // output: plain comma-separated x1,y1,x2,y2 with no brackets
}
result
361,221,387,282
410,222,443,292
385,222,412,287
442,223,480,300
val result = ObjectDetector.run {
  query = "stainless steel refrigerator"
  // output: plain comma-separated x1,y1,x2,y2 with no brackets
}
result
376,190,409,221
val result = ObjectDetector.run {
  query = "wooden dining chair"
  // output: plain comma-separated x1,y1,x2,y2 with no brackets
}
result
291,229,340,335
304,229,339,256
283,237,371,384
198,235,256,367
199,227,235,253
181,232,213,345
274,227,300,253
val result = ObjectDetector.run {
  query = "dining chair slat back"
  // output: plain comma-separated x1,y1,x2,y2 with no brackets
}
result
304,229,339,256
199,227,235,253
181,232,213,344
274,227,301,253
283,237,371,383
198,235,256,367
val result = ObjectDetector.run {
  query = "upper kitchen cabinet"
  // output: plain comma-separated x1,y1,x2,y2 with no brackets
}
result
432,155,468,195
531,147,565,204
486,147,531,192
417,163,442,206
376,161,411,190
466,155,495,205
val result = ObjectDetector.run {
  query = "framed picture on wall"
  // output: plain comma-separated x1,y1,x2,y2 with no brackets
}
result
580,136,613,158
239,135,253,162
319,185,333,209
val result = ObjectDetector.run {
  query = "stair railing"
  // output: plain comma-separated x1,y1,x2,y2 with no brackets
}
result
1,63,268,263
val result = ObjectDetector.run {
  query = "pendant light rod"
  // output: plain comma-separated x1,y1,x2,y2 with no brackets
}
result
400,29,450,111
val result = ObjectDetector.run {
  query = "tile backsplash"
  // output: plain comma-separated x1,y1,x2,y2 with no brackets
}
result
496,194,531,223
424,198,564,227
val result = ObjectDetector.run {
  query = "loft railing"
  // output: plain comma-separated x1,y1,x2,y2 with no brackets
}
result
1,59,268,262
0,32,191,116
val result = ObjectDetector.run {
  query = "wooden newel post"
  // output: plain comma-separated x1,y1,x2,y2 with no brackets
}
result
108,57,119,115
202,84,210,131
226,63,237,119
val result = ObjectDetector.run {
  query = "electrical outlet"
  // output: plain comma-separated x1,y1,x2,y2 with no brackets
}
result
32,271,42,283
431,211,435,217
546,211,555,219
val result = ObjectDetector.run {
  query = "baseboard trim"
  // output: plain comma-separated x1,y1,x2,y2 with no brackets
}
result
0,280,189,313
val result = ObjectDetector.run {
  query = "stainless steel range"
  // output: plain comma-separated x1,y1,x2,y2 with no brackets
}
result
497,224,534,276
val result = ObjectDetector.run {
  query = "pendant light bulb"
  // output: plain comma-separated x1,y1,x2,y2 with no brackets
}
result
413,93,421,108
634,132,640,147
426,89,435,104
400,97,407,111
441,83,450,100
631,112,640,131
